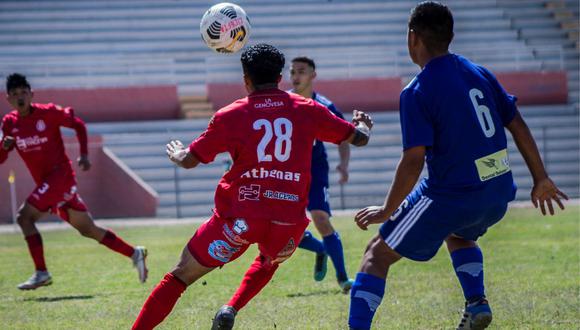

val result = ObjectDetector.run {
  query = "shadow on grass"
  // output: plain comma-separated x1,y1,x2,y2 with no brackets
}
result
24,295,95,302
286,289,338,298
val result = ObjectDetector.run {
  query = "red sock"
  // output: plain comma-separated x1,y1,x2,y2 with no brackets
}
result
228,255,279,311
99,230,135,258
25,233,47,271
132,273,187,330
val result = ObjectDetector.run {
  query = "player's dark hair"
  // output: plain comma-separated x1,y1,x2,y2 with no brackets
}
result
240,43,285,86
6,73,31,92
409,1,454,53
292,56,316,70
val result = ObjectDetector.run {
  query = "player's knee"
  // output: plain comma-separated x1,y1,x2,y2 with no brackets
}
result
362,236,399,270
16,210,34,227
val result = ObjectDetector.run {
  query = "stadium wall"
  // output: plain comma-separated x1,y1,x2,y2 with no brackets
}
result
1,85,181,122
207,71,567,111
0,136,158,223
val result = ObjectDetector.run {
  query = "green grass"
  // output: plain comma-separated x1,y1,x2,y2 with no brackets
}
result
0,207,578,329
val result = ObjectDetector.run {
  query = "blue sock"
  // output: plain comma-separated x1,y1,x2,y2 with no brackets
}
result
323,232,349,282
298,230,325,254
450,246,485,302
349,272,386,330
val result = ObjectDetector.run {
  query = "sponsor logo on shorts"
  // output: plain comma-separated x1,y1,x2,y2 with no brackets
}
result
239,184,261,201
208,240,239,263
273,237,296,264
263,190,299,202
222,223,250,246
254,98,284,109
240,167,301,182
233,218,248,234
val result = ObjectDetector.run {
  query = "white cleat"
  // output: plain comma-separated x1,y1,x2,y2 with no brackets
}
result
17,271,52,290
132,246,148,283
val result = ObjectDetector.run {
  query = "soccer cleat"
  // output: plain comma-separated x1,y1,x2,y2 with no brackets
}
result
17,271,52,290
338,278,354,294
457,298,493,330
132,246,148,283
314,253,328,281
211,305,237,330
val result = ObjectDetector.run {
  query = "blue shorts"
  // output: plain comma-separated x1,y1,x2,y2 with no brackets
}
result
307,167,331,215
379,186,508,261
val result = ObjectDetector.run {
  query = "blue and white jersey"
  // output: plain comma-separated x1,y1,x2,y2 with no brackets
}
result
400,53,517,203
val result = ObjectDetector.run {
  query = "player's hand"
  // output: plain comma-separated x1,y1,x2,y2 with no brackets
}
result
166,140,189,165
77,155,91,171
352,110,373,130
336,164,349,184
354,205,389,230
531,177,568,215
2,136,15,150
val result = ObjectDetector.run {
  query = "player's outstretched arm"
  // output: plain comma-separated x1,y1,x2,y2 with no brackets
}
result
355,146,425,230
166,140,200,169
506,111,568,215
0,135,15,164
347,110,373,146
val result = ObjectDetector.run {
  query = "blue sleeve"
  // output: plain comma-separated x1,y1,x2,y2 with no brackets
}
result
399,88,433,150
327,103,345,120
479,66,518,126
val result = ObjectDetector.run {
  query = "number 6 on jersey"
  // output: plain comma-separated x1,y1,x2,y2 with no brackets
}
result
253,118,293,162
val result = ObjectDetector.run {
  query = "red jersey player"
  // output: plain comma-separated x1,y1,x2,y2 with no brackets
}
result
132,44,373,330
0,73,148,290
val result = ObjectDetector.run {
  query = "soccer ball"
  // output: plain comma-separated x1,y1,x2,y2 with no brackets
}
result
200,3,251,53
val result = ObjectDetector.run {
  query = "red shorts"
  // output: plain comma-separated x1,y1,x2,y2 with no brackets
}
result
26,171,88,222
187,214,309,268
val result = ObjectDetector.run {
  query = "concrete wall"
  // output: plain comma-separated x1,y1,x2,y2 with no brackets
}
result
0,136,158,223
207,71,568,112
1,85,180,122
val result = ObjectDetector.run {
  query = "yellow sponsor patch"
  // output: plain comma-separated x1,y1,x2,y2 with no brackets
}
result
475,149,511,182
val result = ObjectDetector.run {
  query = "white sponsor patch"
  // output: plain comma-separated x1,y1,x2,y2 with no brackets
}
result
456,262,483,277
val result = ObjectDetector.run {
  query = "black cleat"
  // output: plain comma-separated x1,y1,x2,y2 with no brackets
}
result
211,305,237,330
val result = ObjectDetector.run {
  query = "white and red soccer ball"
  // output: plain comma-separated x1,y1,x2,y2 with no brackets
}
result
200,3,251,53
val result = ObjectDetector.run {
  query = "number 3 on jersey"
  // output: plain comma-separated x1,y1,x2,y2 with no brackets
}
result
253,118,292,162
469,88,496,138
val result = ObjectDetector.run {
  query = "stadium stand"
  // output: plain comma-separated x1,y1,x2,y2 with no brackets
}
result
0,0,578,219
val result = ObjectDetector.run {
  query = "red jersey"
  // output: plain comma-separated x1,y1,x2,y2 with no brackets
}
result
189,88,355,222
0,103,88,184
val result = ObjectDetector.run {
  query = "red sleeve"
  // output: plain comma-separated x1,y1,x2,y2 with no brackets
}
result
311,101,355,144
0,116,14,164
56,106,88,156
188,112,229,164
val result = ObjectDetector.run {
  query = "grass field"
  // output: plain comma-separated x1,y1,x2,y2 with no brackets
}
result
0,206,578,329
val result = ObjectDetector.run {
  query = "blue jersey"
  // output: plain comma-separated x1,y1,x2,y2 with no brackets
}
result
288,91,344,170
400,54,517,203
312,92,344,169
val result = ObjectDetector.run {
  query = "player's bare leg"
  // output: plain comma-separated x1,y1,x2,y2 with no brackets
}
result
311,210,353,292
16,202,52,290
446,236,492,330
67,209,148,283
133,247,214,330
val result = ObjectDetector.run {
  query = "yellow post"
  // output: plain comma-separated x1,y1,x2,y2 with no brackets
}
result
8,170,17,227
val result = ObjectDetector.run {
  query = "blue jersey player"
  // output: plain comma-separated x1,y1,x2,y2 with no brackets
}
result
290,56,354,293
348,2,568,330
